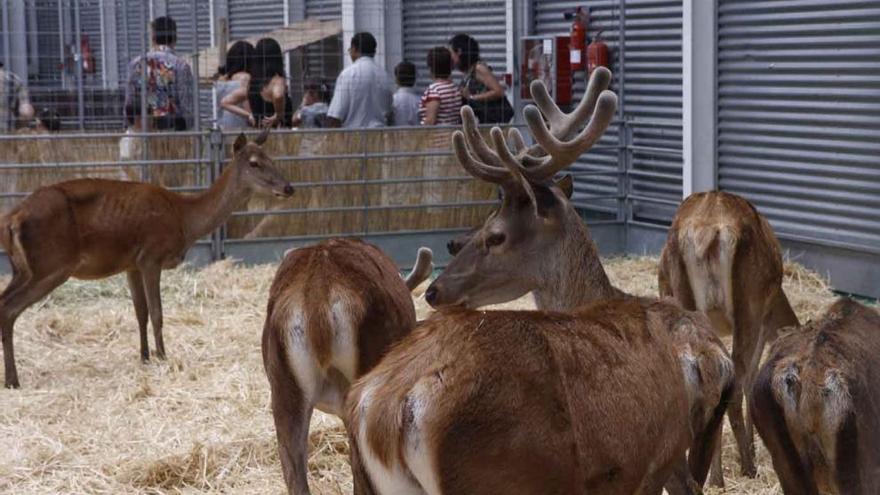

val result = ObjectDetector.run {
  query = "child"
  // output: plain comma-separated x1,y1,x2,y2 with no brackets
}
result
390,61,419,126
291,80,330,128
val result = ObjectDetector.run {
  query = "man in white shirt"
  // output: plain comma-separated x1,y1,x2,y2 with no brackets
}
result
326,32,393,128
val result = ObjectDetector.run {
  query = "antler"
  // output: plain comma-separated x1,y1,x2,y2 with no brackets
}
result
451,66,617,191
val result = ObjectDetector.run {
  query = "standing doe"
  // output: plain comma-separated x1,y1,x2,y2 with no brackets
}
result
261,238,432,495
0,130,292,388
658,191,800,483
751,298,880,494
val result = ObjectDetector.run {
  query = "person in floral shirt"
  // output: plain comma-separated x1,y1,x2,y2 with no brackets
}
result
124,16,194,131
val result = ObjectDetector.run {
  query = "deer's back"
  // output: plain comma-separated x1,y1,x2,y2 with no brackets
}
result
265,239,416,383
349,299,691,493
6,179,187,278
757,299,880,491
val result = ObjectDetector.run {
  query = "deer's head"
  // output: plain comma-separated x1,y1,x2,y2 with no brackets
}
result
231,129,295,198
426,68,617,308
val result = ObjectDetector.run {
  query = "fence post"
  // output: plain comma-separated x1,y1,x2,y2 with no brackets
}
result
73,0,85,131
209,127,224,261
360,128,369,235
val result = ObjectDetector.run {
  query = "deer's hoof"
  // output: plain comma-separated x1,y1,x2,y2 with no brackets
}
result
5,379,21,389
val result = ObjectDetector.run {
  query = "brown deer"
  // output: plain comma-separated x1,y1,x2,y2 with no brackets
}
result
0,130,293,389
410,68,732,492
658,191,800,483
750,298,880,494
348,299,704,495
261,238,432,495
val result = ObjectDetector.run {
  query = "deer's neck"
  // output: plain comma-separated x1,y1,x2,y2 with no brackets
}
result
533,214,624,312
181,165,250,244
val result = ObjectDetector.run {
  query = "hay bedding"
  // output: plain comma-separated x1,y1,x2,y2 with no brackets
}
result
0,256,855,494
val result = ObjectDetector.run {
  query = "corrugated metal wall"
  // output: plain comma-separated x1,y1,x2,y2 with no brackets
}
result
167,0,212,55
718,0,880,252
116,0,148,84
402,0,508,91
228,0,285,40
303,0,342,82
306,0,342,19
533,0,622,215
623,0,682,223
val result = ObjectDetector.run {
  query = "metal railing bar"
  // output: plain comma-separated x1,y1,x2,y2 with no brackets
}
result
0,158,212,170
626,170,683,181
626,145,684,157
229,200,501,217
626,194,683,207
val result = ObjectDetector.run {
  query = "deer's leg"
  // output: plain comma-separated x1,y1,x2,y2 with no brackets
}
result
707,444,723,488
750,360,820,495
140,267,166,360
0,269,70,388
126,270,150,362
664,456,700,495
268,372,313,494
729,309,761,478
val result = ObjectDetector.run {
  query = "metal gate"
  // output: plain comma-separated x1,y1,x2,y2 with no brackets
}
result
402,0,508,91
718,1,880,253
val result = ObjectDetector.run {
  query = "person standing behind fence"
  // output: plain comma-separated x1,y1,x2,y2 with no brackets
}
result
248,38,293,128
389,61,419,126
326,32,393,128
291,80,330,128
419,48,461,126
123,16,194,131
0,61,35,133
449,33,512,124
217,41,256,130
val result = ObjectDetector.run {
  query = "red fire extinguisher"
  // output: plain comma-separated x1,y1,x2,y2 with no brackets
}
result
81,34,96,74
568,7,587,71
587,30,609,75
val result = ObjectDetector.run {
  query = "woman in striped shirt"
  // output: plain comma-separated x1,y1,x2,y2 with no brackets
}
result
419,47,462,126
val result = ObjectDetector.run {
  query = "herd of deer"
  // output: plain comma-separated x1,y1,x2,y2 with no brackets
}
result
0,67,876,494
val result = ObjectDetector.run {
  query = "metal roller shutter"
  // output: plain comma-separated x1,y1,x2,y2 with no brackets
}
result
167,0,212,56
717,0,880,252
306,0,342,20
402,0,508,91
116,0,148,84
228,0,285,40
303,0,342,82
623,0,682,223
35,0,62,85
534,0,623,215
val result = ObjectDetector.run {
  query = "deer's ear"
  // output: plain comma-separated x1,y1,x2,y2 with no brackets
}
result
556,174,574,199
233,133,247,154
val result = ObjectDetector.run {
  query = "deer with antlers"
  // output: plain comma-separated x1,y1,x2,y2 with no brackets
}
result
262,238,433,495
750,298,880,494
0,130,293,389
346,68,732,493
658,191,800,484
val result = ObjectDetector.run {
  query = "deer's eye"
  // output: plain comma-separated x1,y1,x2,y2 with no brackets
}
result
486,232,506,248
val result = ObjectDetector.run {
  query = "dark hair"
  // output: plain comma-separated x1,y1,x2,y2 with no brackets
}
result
248,38,288,123
303,79,331,103
37,108,61,132
449,33,480,71
394,61,416,87
223,41,255,76
426,47,452,79
124,102,143,127
351,32,377,57
152,16,177,46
